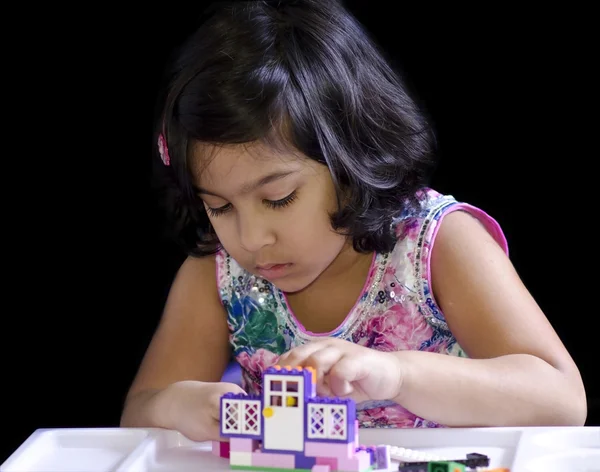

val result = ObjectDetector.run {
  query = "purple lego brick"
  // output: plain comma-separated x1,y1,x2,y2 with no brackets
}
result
294,452,317,469
304,398,356,444
306,368,316,398
374,445,391,470
263,366,309,376
262,366,316,401
355,444,390,469
219,393,262,439
221,392,260,400
307,397,356,407
264,366,300,375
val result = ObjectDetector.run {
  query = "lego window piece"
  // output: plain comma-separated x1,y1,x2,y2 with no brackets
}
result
222,399,240,434
329,405,346,439
308,405,326,439
242,400,261,435
270,380,282,391
307,403,347,440
286,380,299,392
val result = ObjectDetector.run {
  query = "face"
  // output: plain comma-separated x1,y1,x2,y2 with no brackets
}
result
191,141,348,292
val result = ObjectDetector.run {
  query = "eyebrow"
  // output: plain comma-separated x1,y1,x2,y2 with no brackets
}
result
195,170,297,197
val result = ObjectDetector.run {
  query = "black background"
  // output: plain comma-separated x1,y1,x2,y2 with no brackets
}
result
3,1,597,463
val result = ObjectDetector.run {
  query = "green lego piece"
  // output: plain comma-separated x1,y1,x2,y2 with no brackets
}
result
428,461,466,472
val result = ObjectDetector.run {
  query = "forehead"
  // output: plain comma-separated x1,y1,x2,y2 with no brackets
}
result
190,141,304,188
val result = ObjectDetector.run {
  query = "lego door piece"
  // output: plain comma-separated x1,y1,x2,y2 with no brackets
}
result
262,374,304,452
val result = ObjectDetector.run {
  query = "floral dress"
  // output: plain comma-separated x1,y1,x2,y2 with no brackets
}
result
215,188,508,428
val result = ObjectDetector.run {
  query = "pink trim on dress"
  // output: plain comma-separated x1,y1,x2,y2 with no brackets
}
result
425,203,509,321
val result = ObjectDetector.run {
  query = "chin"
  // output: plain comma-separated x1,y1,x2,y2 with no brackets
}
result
265,273,315,293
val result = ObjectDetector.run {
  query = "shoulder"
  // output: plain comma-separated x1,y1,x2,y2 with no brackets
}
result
385,188,509,333
393,188,507,251
176,253,218,289
429,209,510,289
166,253,221,316
391,187,508,256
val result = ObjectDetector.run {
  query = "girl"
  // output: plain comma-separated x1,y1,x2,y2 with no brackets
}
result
120,0,586,441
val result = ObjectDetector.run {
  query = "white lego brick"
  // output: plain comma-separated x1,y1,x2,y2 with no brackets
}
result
230,451,253,466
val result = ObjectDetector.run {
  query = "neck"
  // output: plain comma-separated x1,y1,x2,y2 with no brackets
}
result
325,241,373,280
283,240,375,332
298,240,374,296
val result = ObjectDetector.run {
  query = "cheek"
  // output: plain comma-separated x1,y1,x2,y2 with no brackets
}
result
209,217,236,247
285,193,331,234
282,199,344,251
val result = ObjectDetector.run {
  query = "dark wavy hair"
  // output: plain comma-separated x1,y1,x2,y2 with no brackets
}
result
154,0,438,257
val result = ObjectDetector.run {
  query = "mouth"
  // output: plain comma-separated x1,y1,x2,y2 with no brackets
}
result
255,263,292,279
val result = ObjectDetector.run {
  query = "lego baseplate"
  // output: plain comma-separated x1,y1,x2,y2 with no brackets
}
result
1,425,598,472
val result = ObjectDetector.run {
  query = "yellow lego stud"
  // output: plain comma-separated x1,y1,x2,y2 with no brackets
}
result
286,396,298,407
263,407,273,418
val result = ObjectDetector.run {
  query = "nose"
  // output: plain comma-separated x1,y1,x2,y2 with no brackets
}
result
237,212,275,253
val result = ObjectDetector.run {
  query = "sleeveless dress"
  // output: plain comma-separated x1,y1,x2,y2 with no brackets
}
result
215,188,508,428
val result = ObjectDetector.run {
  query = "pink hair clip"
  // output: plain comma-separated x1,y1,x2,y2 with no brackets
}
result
157,133,171,166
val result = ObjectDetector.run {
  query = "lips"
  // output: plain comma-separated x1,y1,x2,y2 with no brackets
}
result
255,262,292,279
256,263,280,270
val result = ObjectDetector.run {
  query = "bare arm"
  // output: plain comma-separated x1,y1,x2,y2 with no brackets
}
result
120,254,232,429
392,211,587,426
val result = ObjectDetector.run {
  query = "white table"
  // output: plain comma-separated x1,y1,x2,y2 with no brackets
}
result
2,425,598,472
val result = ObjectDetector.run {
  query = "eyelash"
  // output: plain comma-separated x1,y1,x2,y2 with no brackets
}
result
206,191,298,218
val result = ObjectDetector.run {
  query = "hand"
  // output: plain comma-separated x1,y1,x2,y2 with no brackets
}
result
165,380,246,442
277,338,403,404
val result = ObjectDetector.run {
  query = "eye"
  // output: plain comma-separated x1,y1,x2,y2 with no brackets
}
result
205,203,232,218
265,190,297,209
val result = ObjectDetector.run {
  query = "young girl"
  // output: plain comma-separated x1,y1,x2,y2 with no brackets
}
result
120,0,586,441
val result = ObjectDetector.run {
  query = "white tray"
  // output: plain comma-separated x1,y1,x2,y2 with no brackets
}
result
2,426,598,472
0,429,151,472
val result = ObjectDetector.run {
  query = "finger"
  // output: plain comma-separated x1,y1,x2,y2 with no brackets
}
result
303,346,344,385
328,376,353,397
219,382,247,395
328,355,370,397
277,341,326,368
329,354,371,383
209,392,224,421
315,374,333,397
